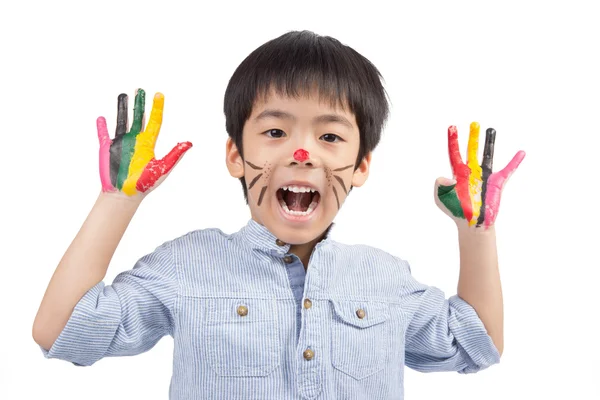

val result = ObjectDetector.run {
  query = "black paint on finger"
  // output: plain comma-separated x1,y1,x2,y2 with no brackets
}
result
477,128,496,226
110,93,129,187
116,93,128,137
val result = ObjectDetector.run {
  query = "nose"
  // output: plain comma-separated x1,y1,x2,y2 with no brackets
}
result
294,149,309,162
290,148,315,167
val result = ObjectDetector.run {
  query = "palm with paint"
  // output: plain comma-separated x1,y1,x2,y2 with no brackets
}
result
435,122,525,228
97,89,192,196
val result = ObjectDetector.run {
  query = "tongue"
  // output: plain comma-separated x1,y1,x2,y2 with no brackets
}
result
285,192,312,211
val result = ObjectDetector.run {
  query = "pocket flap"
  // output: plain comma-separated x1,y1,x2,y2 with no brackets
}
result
331,300,389,328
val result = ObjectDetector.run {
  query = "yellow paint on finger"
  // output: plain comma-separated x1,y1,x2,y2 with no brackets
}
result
144,93,164,149
467,122,482,225
121,93,164,195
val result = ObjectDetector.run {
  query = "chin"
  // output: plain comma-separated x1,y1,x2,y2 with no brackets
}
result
269,224,328,245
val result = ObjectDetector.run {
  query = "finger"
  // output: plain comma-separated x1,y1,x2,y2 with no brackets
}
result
483,150,525,227
476,128,496,226
448,126,464,174
493,150,526,188
130,88,145,134
481,128,496,173
116,93,128,137
136,141,193,193
466,122,482,225
143,93,164,148
97,117,115,191
434,177,465,219
467,121,481,167
97,116,110,146
110,94,128,187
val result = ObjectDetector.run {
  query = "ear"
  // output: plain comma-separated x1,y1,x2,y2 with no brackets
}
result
225,138,244,178
351,152,372,187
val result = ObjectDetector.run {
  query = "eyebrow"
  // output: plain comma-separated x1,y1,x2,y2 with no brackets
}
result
254,109,354,129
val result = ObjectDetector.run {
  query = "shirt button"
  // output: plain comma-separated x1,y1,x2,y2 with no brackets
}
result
303,349,315,360
237,305,248,317
303,299,312,309
283,255,293,263
356,308,366,319
275,239,286,246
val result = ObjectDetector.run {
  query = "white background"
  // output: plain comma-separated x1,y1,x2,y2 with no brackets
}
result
1,0,599,398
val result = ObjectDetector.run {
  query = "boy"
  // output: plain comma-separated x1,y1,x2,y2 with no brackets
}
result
33,30,524,399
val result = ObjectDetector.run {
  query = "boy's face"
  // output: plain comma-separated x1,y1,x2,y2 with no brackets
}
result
226,89,371,245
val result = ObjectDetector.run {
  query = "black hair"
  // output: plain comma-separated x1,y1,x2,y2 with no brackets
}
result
224,30,390,203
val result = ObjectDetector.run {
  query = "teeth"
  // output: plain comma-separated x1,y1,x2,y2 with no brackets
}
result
279,198,319,216
280,185,316,193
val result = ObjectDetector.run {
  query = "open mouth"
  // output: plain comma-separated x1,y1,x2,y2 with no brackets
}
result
276,185,321,216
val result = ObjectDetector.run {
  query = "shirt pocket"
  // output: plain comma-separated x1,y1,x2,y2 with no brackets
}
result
203,298,280,377
330,300,390,380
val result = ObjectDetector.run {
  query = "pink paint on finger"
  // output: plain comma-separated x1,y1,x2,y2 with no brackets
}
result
484,150,525,227
96,117,115,192
136,141,193,193
492,150,526,188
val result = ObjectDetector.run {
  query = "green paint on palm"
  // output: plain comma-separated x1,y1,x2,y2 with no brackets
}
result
438,184,465,219
116,89,145,189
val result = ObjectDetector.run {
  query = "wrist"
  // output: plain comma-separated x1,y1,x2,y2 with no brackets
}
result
97,190,144,210
457,222,496,242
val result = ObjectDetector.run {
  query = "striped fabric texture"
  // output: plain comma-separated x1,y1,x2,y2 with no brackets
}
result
40,219,500,399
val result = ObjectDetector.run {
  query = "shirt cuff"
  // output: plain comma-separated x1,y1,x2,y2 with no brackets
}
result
448,294,501,374
39,281,121,366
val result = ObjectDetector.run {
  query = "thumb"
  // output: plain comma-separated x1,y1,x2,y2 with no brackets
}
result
136,141,193,193
434,176,465,219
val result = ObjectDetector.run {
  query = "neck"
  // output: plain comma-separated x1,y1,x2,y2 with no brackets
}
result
289,230,328,270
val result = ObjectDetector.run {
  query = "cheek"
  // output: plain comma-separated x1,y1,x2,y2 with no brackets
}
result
324,166,354,210
244,160,274,207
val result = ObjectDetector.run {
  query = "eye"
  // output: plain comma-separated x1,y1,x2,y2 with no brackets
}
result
264,129,286,138
320,133,343,143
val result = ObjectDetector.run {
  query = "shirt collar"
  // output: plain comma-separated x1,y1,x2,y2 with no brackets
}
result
236,218,335,255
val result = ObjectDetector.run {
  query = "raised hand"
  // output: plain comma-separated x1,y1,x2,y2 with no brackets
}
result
435,122,525,228
97,89,192,196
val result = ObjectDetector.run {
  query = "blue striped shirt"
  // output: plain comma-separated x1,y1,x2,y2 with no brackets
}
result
39,218,500,399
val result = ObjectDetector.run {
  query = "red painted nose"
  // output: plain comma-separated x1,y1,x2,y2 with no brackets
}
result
294,149,309,162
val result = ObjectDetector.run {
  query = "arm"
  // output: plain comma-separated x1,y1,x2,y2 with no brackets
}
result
32,192,141,351
457,225,503,355
402,261,501,374
436,122,525,359
32,89,192,357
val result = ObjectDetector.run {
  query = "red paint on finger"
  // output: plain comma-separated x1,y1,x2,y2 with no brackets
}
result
454,165,473,222
447,126,463,170
136,141,193,192
447,126,473,222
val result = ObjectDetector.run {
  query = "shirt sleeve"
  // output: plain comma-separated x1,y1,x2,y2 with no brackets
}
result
39,240,177,367
399,259,501,374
